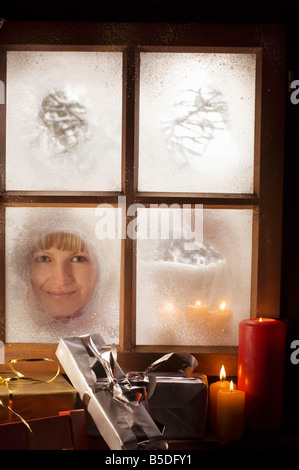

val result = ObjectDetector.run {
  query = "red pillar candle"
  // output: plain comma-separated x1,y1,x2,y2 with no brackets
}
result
238,318,286,435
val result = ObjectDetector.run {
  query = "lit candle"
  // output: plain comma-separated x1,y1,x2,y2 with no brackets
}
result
209,300,233,339
218,300,232,316
208,365,236,431
159,302,182,321
216,380,245,441
186,299,210,318
157,301,185,343
238,317,286,434
164,302,176,316
185,299,211,339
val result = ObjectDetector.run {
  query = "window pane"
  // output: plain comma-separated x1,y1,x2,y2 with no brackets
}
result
5,207,121,343
6,51,122,191
136,208,253,346
138,52,256,193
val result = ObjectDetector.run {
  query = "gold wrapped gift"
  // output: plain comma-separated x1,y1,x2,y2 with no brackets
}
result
0,372,77,424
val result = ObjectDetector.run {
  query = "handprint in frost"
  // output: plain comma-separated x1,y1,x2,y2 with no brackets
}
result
162,86,228,163
38,90,89,154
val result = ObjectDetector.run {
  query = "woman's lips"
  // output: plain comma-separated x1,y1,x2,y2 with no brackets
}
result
46,290,79,299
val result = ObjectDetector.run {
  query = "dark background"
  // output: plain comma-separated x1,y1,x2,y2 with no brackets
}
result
0,0,298,419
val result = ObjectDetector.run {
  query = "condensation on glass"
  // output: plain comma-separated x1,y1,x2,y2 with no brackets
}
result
5,207,121,343
6,51,123,191
136,208,253,346
138,51,256,193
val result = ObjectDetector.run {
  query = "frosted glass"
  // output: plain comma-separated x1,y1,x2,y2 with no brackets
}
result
6,51,122,191
5,207,121,343
138,52,256,193
136,208,253,346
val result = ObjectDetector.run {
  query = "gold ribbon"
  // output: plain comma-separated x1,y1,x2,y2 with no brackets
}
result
0,398,33,432
7,357,60,383
0,357,60,432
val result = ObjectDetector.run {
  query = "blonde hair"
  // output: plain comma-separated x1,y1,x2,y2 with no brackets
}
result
36,231,87,253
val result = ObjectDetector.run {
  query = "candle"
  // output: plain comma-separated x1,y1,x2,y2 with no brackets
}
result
216,380,245,441
218,300,233,316
238,317,286,434
210,300,233,339
186,299,211,338
159,302,183,321
186,299,210,318
209,365,236,431
157,302,183,343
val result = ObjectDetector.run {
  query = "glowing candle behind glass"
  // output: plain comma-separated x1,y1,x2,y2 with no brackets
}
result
217,300,233,320
185,299,211,339
186,299,210,319
165,302,175,315
210,300,233,340
163,302,183,321
158,302,183,343
219,301,230,313
209,365,236,431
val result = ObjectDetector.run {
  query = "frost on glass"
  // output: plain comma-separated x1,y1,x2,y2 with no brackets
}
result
6,51,122,191
5,207,121,343
138,52,256,193
136,208,253,346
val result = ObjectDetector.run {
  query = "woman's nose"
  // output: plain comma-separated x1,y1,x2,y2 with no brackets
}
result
51,261,74,284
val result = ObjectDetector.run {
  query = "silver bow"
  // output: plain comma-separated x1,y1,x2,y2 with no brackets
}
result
126,352,198,400
82,336,146,406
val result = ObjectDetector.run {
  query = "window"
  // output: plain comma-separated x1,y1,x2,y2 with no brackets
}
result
138,51,256,193
6,51,123,191
0,23,285,373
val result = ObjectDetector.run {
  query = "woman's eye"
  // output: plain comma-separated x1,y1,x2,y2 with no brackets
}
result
35,255,51,263
72,255,88,263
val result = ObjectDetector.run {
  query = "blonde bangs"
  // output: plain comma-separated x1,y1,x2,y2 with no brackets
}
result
37,232,86,252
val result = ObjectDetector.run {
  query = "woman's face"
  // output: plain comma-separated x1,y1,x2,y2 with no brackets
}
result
29,245,98,319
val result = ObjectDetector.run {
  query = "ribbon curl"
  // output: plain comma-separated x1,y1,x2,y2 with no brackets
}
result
0,357,60,432
81,336,198,406
81,336,148,406
126,352,198,400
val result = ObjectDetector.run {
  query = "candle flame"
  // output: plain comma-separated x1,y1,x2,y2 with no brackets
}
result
259,317,263,322
195,300,201,307
230,380,234,392
219,301,226,311
165,303,174,314
220,365,226,381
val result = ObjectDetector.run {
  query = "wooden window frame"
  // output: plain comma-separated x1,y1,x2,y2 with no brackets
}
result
0,23,285,375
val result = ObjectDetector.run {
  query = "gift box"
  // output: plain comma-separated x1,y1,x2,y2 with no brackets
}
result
147,372,208,439
56,334,168,450
128,353,208,440
0,372,77,424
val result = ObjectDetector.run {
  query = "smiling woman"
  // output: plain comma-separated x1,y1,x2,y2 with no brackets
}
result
5,206,121,343
29,232,99,320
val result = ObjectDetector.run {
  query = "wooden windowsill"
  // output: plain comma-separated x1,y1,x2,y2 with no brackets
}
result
87,416,299,451
2,342,239,376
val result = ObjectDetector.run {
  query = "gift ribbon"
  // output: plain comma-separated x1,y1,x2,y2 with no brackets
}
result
126,352,198,400
144,352,198,374
7,357,60,383
81,336,147,406
0,357,60,432
0,398,32,432
81,335,162,448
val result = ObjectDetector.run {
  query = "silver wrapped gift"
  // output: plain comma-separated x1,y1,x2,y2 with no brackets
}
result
128,353,208,439
56,334,167,450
